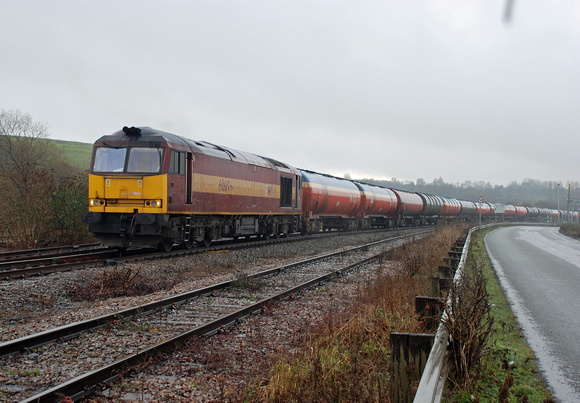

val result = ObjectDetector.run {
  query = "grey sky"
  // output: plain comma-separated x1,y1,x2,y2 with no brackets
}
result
2,1,579,186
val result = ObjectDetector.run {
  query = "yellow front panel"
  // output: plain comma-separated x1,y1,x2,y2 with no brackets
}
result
88,174,167,214
105,178,145,199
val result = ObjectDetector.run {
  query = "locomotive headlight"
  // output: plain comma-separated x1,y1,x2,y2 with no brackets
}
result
89,199,104,207
146,200,162,208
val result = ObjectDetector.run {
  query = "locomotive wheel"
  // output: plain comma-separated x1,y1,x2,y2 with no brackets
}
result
159,241,173,252
198,237,212,247
183,238,195,249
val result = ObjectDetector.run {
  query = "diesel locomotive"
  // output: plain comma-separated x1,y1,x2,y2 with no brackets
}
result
82,126,571,250
82,126,302,250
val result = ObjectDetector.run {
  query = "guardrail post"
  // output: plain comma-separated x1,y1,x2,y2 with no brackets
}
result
415,296,443,330
414,227,480,402
437,265,455,278
390,332,435,402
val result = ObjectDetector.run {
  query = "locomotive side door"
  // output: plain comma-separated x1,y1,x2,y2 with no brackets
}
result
186,152,193,206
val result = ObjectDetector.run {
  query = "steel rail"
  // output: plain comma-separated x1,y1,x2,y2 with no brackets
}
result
1,229,430,358
0,250,122,280
0,243,101,260
0,227,422,280
20,240,396,403
0,247,113,270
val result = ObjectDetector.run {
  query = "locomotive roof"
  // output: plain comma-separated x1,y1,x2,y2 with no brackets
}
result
95,126,299,173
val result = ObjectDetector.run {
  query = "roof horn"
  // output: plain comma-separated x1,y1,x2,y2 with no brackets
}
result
123,126,142,137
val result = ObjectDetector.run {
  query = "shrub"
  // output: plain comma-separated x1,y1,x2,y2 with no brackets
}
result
441,257,494,391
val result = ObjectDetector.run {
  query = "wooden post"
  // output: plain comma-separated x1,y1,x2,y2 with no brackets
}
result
415,296,443,330
429,276,441,297
438,277,453,293
438,265,455,278
391,332,435,402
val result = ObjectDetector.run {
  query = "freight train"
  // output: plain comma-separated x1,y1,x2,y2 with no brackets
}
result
82,127,572,250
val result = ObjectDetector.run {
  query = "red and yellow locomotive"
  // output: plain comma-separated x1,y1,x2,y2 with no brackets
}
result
82,127,302,250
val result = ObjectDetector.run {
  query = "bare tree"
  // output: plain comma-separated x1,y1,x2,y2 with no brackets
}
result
0,109,56,192
0,110,58,247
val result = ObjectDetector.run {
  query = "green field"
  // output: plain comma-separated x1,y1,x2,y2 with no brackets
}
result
49,139,93,171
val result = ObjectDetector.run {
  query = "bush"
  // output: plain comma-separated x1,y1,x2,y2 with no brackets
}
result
48,173,94,245
442,258,494,391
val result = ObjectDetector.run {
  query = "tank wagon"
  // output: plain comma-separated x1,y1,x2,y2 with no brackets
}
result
538,208,550,222
475,202,494,218
441,197,462,219
458,200,477,220
513,206,528,220
355,182,398,229
82,127,302,250
417,193,444,224
300,171,403,231
300,170,362,232
391,189,424,226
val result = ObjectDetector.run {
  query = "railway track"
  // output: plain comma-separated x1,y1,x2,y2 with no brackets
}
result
0,243,101,261
0,228,415,280
0,228,431,402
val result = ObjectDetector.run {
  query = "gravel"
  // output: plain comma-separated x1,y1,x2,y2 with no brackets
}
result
0,231,409,402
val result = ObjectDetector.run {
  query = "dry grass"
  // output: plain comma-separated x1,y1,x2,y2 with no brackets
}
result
442,257,494,391
252,224,468,402
66,256,248,301
559,223,580,239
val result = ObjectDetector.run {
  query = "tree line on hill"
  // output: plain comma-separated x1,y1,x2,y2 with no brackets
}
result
0,109,92,249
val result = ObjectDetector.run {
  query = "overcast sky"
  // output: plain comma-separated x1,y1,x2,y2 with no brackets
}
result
2,1,579,186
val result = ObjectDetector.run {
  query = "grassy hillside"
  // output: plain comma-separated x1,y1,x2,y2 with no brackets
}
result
50,139,93,171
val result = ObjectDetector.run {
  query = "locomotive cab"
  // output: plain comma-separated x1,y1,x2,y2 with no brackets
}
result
82,127,170,248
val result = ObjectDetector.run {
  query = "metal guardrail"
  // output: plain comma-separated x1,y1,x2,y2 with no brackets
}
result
414,222,555,401
413,222,546,401
413,225,479,402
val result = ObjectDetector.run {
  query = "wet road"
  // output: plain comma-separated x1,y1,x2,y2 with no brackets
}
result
485,226,580,401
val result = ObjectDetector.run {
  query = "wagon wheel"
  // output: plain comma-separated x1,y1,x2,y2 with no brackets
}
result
263,233,271,241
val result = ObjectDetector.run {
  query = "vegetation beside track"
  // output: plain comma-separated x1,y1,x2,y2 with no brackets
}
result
559,223,580,239
248,224,467,401
241,225,555,402
443,229,553,402
0,110,94,249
